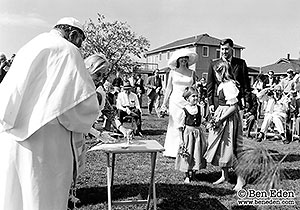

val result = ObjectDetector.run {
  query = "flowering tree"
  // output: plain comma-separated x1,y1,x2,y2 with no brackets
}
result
81,13,150,73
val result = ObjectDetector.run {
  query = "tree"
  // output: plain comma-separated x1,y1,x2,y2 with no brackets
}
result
81,13,150,74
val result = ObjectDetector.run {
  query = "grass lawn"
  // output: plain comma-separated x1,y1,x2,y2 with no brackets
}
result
72,106,300,210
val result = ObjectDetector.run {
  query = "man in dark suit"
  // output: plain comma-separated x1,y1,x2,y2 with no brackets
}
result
207,38,251,113
146,69,162,116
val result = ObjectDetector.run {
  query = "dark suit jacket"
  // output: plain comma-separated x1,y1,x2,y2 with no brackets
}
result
134,78,145,94
263,77,278,88
207,57,251,109
112,77,123,88
146,75,162,96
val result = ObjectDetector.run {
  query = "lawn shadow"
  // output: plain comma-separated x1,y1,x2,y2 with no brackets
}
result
157,197,228,210
142,129,165,136
281,168,300,180
74,182,235,209
74,186,107,207
271,153,300,163
196,170,238,185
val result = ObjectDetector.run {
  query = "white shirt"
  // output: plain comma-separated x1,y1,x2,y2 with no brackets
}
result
116,91,141,112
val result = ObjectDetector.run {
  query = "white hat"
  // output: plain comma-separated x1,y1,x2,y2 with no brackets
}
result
55,17,84,32
168,48,198,67
84,53,110,75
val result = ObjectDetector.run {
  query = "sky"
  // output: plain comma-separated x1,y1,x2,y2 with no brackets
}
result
1,0,300,67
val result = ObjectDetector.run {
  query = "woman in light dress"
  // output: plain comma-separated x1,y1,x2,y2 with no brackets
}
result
161,49,198,158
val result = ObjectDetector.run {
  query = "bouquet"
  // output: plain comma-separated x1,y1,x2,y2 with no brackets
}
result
178,144,190,158
205,116,217,130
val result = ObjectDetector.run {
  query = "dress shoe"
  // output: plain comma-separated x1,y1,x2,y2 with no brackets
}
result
283,139,290,144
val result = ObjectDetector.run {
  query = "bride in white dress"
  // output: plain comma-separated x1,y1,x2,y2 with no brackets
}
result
161,49,198,157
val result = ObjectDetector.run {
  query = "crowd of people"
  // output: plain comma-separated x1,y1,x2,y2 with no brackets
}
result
0,16,298,210
252,68,300,144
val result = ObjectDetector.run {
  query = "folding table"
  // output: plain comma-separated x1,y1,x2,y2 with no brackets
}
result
89,140,165,210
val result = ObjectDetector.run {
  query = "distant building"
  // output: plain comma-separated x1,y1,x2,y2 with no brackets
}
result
144,33,245,87
261,54,300,75
248,66,260,84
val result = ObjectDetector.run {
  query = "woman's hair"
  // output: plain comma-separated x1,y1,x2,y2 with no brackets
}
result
182,86,198,100
215,61,234,82
176,56,189,68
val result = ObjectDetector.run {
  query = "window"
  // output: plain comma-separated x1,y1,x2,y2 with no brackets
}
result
159,53,162,61
202,46,209,57
233,49,236,57
167,51,170,60
216,49,220,58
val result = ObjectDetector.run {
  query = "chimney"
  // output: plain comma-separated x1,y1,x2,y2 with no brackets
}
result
287,53,290,60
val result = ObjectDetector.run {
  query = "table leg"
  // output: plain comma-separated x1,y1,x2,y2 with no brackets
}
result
111,153,116,190
146,152,157,210
106,153,112,210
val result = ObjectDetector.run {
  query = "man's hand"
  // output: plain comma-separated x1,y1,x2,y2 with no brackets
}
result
245,102,250,109
244,112,251,118
156,87,161,93
209,105,215,114
126,107,131,115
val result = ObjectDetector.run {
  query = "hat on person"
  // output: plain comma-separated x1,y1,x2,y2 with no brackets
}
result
84,53,110,75
122,81,132,90
168,48,198,68
0,52,6,61
287,68,294,73
55,17,84,32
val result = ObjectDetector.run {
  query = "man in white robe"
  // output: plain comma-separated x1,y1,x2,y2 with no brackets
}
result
0,17,99,210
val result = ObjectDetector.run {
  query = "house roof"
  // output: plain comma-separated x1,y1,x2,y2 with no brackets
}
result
261,58,300,74
248,66,260,74
147,33,245,55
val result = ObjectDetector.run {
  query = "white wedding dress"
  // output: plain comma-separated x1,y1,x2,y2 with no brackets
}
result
163,70,194,157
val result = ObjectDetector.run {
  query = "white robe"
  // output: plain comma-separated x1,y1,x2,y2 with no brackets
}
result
0,30,99,210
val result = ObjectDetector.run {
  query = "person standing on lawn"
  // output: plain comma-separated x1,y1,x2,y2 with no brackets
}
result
146,69,162,116
204,60,245,191
0,17,100,210
207,38,251,115
134,73,145,108
161,48,198,158
175,87,207,184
